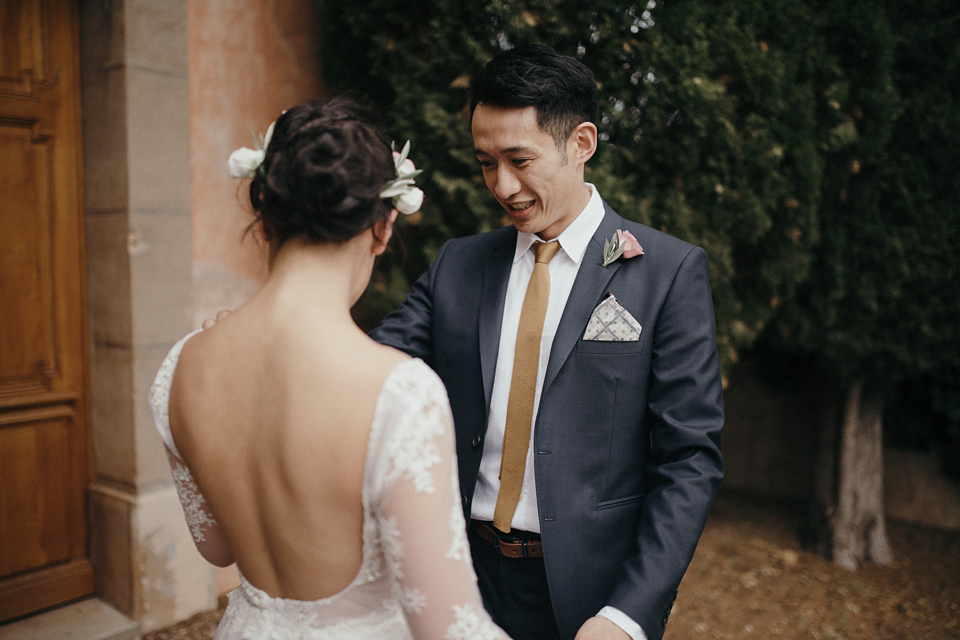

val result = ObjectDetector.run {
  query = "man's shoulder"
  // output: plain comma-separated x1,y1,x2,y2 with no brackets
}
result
603,205,700,263
439,224,516,257
632,222,698,255
452,224,517,245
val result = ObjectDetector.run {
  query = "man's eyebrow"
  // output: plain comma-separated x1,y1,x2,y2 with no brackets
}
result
474,145,538,156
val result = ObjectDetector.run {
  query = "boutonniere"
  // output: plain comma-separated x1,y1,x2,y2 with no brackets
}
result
602,229,644,267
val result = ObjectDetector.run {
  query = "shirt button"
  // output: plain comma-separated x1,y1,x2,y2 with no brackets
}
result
461,494,469,507
472,434,482,448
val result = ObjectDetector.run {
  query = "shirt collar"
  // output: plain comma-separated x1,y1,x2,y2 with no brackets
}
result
513,183,605,264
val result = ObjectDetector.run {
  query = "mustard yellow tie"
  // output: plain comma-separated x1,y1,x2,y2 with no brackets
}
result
493,240,562,532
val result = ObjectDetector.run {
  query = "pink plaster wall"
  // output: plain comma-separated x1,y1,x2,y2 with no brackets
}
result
188,0,322,281
187,2,323,594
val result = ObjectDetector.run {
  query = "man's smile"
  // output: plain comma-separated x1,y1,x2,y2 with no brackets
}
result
506,200,535,216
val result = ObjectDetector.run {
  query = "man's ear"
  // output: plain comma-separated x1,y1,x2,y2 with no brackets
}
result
571,122,598,166
372,209,399,255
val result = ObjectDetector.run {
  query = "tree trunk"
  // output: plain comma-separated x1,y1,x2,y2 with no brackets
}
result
832,379,894,568
803,373,842,558
806,378,894,569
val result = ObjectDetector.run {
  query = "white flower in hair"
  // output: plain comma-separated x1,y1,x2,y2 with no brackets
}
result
380,140,424,215
394,186,424,215
227,120,276,179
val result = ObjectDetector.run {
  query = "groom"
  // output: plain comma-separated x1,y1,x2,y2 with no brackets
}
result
371,45,723,640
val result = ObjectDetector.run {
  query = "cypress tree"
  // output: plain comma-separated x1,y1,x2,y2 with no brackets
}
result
316,0,822,378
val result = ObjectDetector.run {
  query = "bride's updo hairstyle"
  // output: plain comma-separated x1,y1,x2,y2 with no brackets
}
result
249,97,396,246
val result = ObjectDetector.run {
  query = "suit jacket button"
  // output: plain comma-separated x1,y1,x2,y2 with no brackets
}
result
472,434,482,448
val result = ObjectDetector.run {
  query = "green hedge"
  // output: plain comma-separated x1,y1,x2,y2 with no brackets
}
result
317,0,827,377
317,2,959,432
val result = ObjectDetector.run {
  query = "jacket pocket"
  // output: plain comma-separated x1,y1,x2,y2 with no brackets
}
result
574,336,647,354
597,493,644,511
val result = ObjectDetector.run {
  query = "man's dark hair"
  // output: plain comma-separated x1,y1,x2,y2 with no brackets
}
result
470,44,599,151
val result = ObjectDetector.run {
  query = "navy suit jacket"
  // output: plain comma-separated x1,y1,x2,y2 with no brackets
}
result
371,202,724,640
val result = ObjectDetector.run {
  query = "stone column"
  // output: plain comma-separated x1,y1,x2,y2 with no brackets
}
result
79,0,215,632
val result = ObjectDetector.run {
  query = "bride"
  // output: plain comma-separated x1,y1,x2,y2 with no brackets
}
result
149,98,510,639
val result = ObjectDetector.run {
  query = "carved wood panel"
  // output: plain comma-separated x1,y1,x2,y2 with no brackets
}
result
0,0,94,621
0,123,59,396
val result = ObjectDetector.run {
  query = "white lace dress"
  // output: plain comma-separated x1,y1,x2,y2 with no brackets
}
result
149,332,508,640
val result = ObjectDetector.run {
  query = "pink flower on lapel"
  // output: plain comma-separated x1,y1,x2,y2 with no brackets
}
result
618,230,644,259
602,229,644,267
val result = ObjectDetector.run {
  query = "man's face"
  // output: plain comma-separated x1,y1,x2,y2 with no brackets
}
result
472,105,591,240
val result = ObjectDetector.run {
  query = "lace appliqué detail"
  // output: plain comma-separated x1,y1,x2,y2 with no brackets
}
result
222,584,412,639
444,603,507,640
379,514,427,615
169,458,217,543
396,586,427,615
148,331,201,460
379,369,447,496
379,516,405,580
355,501,384,586
446,499,470,564
151,352,508,639
149,332,218,546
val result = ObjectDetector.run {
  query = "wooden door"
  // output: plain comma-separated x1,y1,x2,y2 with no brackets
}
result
0,0,93,621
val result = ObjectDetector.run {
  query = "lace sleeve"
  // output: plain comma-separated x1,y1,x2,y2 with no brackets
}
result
149,332,233,567
164,447,234,567
373,361,510,640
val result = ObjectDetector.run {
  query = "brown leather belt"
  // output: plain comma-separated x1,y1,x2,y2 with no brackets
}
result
470,519,543,559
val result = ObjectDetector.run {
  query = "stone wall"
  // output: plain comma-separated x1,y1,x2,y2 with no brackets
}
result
722,357,960,531
80,0,206,631
188,0,323,330
80,0,323,629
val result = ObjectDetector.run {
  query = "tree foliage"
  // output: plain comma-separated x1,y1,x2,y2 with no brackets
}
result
316,0,823,376
757,0,960,566
314,0,960,567
770,0,960,387
316,0,959,434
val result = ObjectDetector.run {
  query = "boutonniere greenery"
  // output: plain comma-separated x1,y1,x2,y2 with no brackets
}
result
602,229,644,267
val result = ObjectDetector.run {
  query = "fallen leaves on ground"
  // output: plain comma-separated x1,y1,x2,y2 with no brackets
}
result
144,490,960,640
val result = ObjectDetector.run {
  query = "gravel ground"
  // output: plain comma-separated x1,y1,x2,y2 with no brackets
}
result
144,489,960,640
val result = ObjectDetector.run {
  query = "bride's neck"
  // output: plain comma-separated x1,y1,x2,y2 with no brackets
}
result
261,237,369,322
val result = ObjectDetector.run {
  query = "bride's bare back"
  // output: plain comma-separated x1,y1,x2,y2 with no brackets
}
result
152,99,508,638
168,297,407,601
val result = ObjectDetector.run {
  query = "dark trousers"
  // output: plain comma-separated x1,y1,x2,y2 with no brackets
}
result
469,526,563,640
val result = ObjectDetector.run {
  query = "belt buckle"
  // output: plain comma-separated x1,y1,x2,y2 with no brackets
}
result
492,531,532,559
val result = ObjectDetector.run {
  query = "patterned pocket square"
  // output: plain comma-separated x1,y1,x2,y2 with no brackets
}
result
583,293,642,341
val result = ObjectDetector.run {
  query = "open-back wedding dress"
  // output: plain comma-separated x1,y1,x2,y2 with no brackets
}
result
150,332,508,639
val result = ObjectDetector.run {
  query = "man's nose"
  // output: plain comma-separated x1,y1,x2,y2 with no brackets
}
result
493,166,520,200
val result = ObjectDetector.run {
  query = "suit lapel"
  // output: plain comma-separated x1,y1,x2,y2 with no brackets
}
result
543,203,625,393
479,227,516,412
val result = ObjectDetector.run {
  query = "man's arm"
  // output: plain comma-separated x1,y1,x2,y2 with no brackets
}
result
368,240,451,360
577,615,634,640
605,245,725,640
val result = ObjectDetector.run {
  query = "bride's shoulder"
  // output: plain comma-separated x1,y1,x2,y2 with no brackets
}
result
371,340,411,369
152,330,203,391
366,357,452,479
378,357,447,407
167,328,205,361
167,328,225,388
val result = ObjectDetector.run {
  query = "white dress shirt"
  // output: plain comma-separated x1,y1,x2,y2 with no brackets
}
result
468,183,650,640
470,183,605,531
